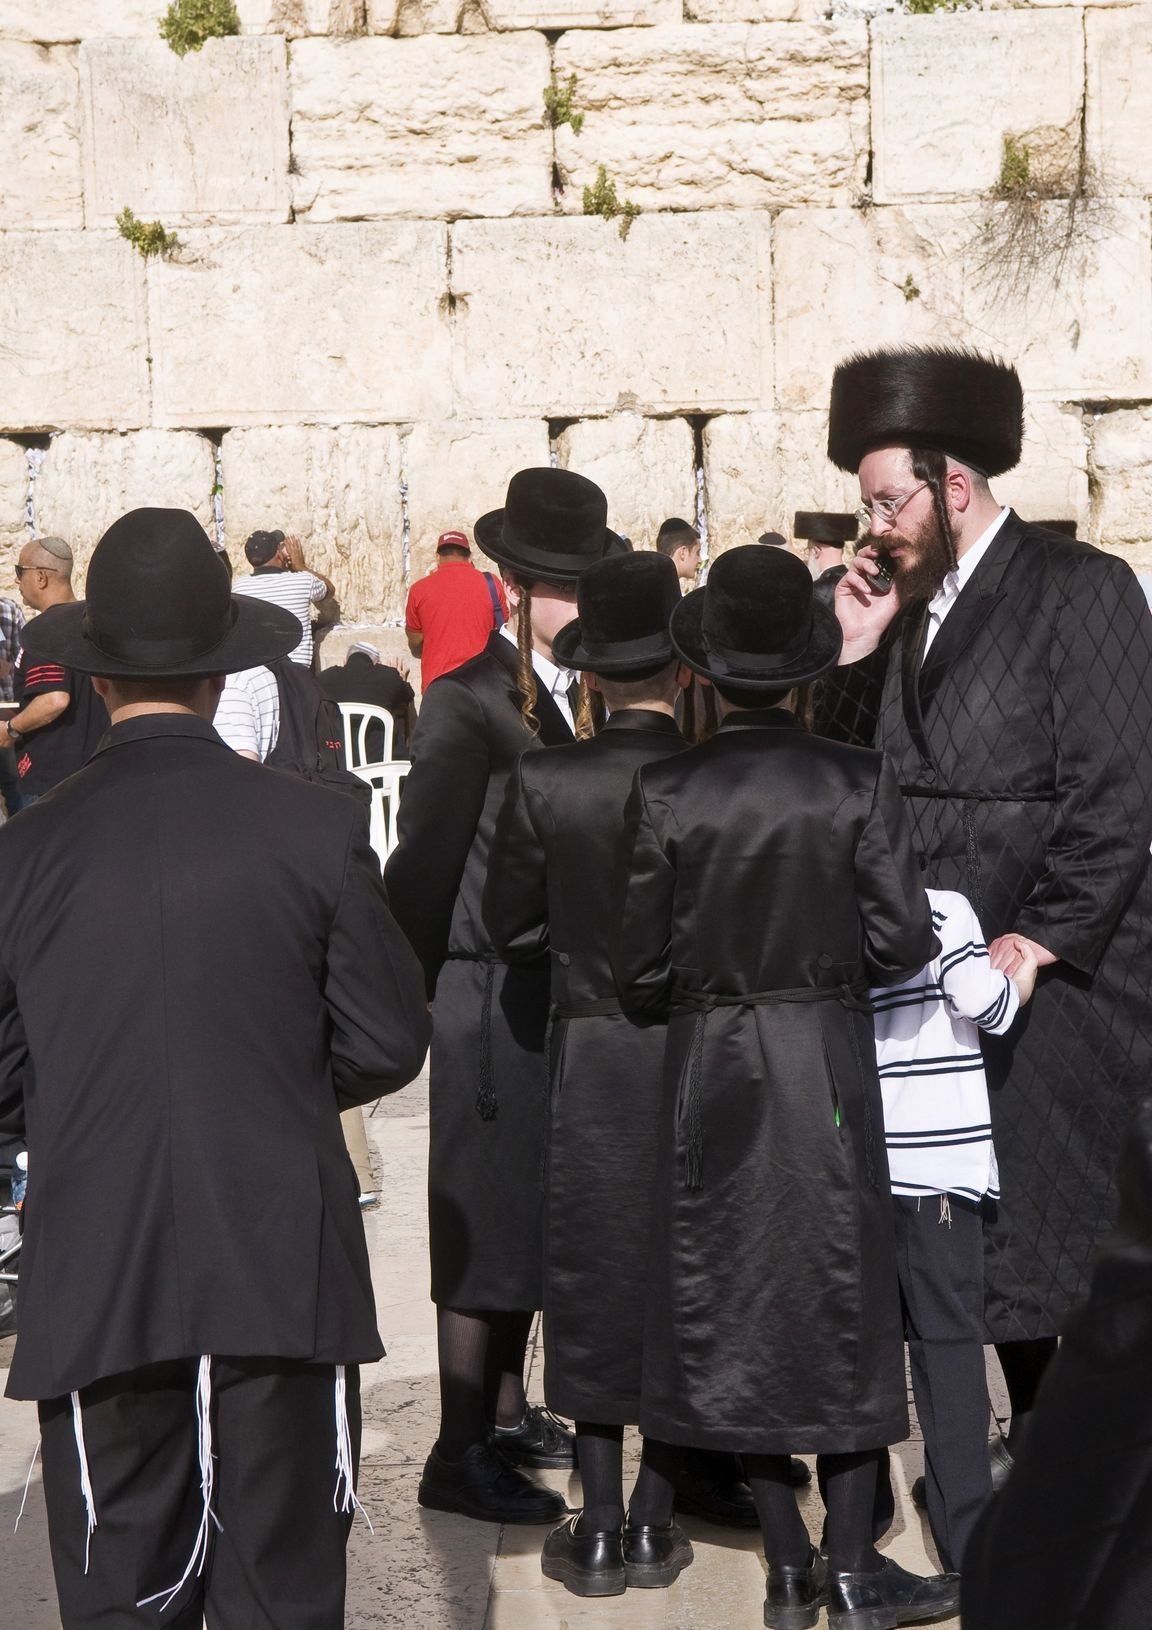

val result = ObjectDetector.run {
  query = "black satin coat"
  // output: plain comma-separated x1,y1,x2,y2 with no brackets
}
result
384,633,573,1309
484,709,687,1424
612,710,936,1454
817,515,1152,1341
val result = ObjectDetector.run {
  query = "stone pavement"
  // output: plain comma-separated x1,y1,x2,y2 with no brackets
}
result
0,1066,990,1628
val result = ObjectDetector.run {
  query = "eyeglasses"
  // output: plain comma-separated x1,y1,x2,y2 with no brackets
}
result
14,564,62,579
855,482,929,529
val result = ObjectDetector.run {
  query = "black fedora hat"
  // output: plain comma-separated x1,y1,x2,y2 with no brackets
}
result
473,467,619,585
793,511,858,546
552,550,680,676
670,545,842,690
21,507,302,679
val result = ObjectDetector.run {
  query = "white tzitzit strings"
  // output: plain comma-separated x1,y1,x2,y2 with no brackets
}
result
71,1392,98,1574
333,1365,372,1533
137,1356,221,1614
13,1439,40,1534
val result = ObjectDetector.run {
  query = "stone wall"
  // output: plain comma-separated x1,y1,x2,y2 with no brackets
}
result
1,0,1151,639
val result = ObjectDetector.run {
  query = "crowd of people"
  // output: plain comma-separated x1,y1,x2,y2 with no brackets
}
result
1,341,1152,1630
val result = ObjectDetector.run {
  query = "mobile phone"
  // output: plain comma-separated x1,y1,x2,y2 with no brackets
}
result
869,554,896,597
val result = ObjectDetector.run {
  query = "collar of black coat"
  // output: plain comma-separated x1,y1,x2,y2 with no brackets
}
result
717,707,803,733
483,629,574,745
602,708,682,737
94,711,224,755
917,507,1026,705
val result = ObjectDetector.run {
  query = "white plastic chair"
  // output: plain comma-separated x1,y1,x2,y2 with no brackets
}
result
339,702,395,770
337,703,410,860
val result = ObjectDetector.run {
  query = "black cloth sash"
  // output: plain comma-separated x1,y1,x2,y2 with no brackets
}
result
903,785,1057,803
552,996,627,1019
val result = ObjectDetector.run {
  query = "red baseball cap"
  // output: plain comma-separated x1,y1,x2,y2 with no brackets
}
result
436,531,471,553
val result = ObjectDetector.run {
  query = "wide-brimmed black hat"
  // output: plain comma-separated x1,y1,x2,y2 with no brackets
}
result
473,468,619,585
21,507,302,679
793,511,858,546
552,551,680,677
670,545,842,690
827,346,1024,477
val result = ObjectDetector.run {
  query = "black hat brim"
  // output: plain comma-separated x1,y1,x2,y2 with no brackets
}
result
473,507,622,585
21,595,303,679
551,616,674,676
669,586,843,689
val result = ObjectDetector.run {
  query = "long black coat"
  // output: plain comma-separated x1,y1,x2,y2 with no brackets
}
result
384,633,574,1309
817,515,1152,1341
0,714,430,1402
484,709,687,1424
612,710,936,1454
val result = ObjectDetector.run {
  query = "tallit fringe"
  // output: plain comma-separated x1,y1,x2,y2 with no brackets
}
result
333,1365,373,1532
137,1356,221,1613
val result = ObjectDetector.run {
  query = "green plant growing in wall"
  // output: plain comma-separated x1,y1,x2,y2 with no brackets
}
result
543,73,585,135
994,135,1032,197
159,0,241,55
902,0,971,13
583,166,641,240
899,274,921,302
117,207,180,260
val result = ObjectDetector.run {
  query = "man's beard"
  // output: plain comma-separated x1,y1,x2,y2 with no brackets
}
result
880,502,956,601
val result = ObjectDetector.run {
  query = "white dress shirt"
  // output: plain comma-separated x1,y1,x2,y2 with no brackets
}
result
499,624,577,730
922,507,1010,659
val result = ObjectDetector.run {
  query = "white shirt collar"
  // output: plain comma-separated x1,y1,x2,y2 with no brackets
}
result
927,507,1011,626
499,624,577,724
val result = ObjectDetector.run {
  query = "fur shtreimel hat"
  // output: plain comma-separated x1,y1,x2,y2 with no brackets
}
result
473,468,619,586
827,346,1024,477
793,511,858,546
552,550,680,677
670,545,842,690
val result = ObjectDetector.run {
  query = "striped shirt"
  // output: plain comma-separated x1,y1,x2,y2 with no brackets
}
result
870,889,1018,1203
232,569,328,667
215,666,280,762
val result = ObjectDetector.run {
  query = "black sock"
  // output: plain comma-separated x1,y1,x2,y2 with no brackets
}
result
821,1451,884,1574
575,1422,625,1533
628,1437,682,1528
745,1453,811,1569
483,1309,534,1431
436,1306,491,1460
996,1337,1057,1455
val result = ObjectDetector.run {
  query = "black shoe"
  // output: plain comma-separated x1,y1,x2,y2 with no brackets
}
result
765,1546,829,1630
910,1475,926,1511
828,1557,961,1629
418,1441,566,1525
622,1518,694,1588
990,1431,1014,1492
541,1514,626,1597
493,1405,577,1469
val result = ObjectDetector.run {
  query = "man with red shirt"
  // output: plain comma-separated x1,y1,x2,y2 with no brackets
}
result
405,532,508,690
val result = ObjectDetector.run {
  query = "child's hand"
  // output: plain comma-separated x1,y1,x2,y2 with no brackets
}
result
990,933,1040,1005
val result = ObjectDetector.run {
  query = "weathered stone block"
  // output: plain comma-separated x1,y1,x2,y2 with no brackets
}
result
872,13,1083,203
0,439,27,549
80,38,289,228
1086,8,1152,197
236,0,351,31
555,416,696,550
0,1,159,41
554,23,868,211
484,0,679,29
688,0,827,18
148,223,451,426
0,232,149,431
451,214,772,419
999,401,1089,533
1089,408,1152,563
0,42,82,228
376,0,456,33
221,425,406,622
290,36,552,221
403,418,551,581
772,203,1152,413
34,432,218,576
702,413,787,555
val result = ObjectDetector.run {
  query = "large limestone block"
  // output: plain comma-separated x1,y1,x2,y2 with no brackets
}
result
236,0,361,30
555,416,696,548
687,0,828,19
80,38,290,227
772,203,1152,413
0,42,82,228
0,2,159,40
999,401,1088,533
290,36,552,221
0,439,27,552
403,418,551,581
872,13,1083,202
702,413,789,554
554,23,868,211
221,425,406,622
482,0,678,29
0,232,149,431
148,223,451,426
1086,8,1152,197
1089,408,1152,562
34,432,218,575
452,214,772,419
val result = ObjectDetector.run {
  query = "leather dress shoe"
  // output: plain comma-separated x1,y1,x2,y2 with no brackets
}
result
541,1515,626,1597
828,1557,961,1629
418,1442,566,1524
622,1518,694,1588
493,1405,577,1469
912,1433,1013,1511
764,1546,829,1630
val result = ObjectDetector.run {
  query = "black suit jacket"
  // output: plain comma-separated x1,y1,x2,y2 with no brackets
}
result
0,713,430,1400
319,659,416,758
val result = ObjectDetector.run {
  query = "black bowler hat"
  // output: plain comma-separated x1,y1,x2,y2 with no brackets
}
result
670,545,842,690
793,511,858,546
552,551,680,677
21,507,301,679
473,468,620,585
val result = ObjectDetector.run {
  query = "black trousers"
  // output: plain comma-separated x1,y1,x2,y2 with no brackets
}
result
893,1193,993,1571
38,1356,360,1630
